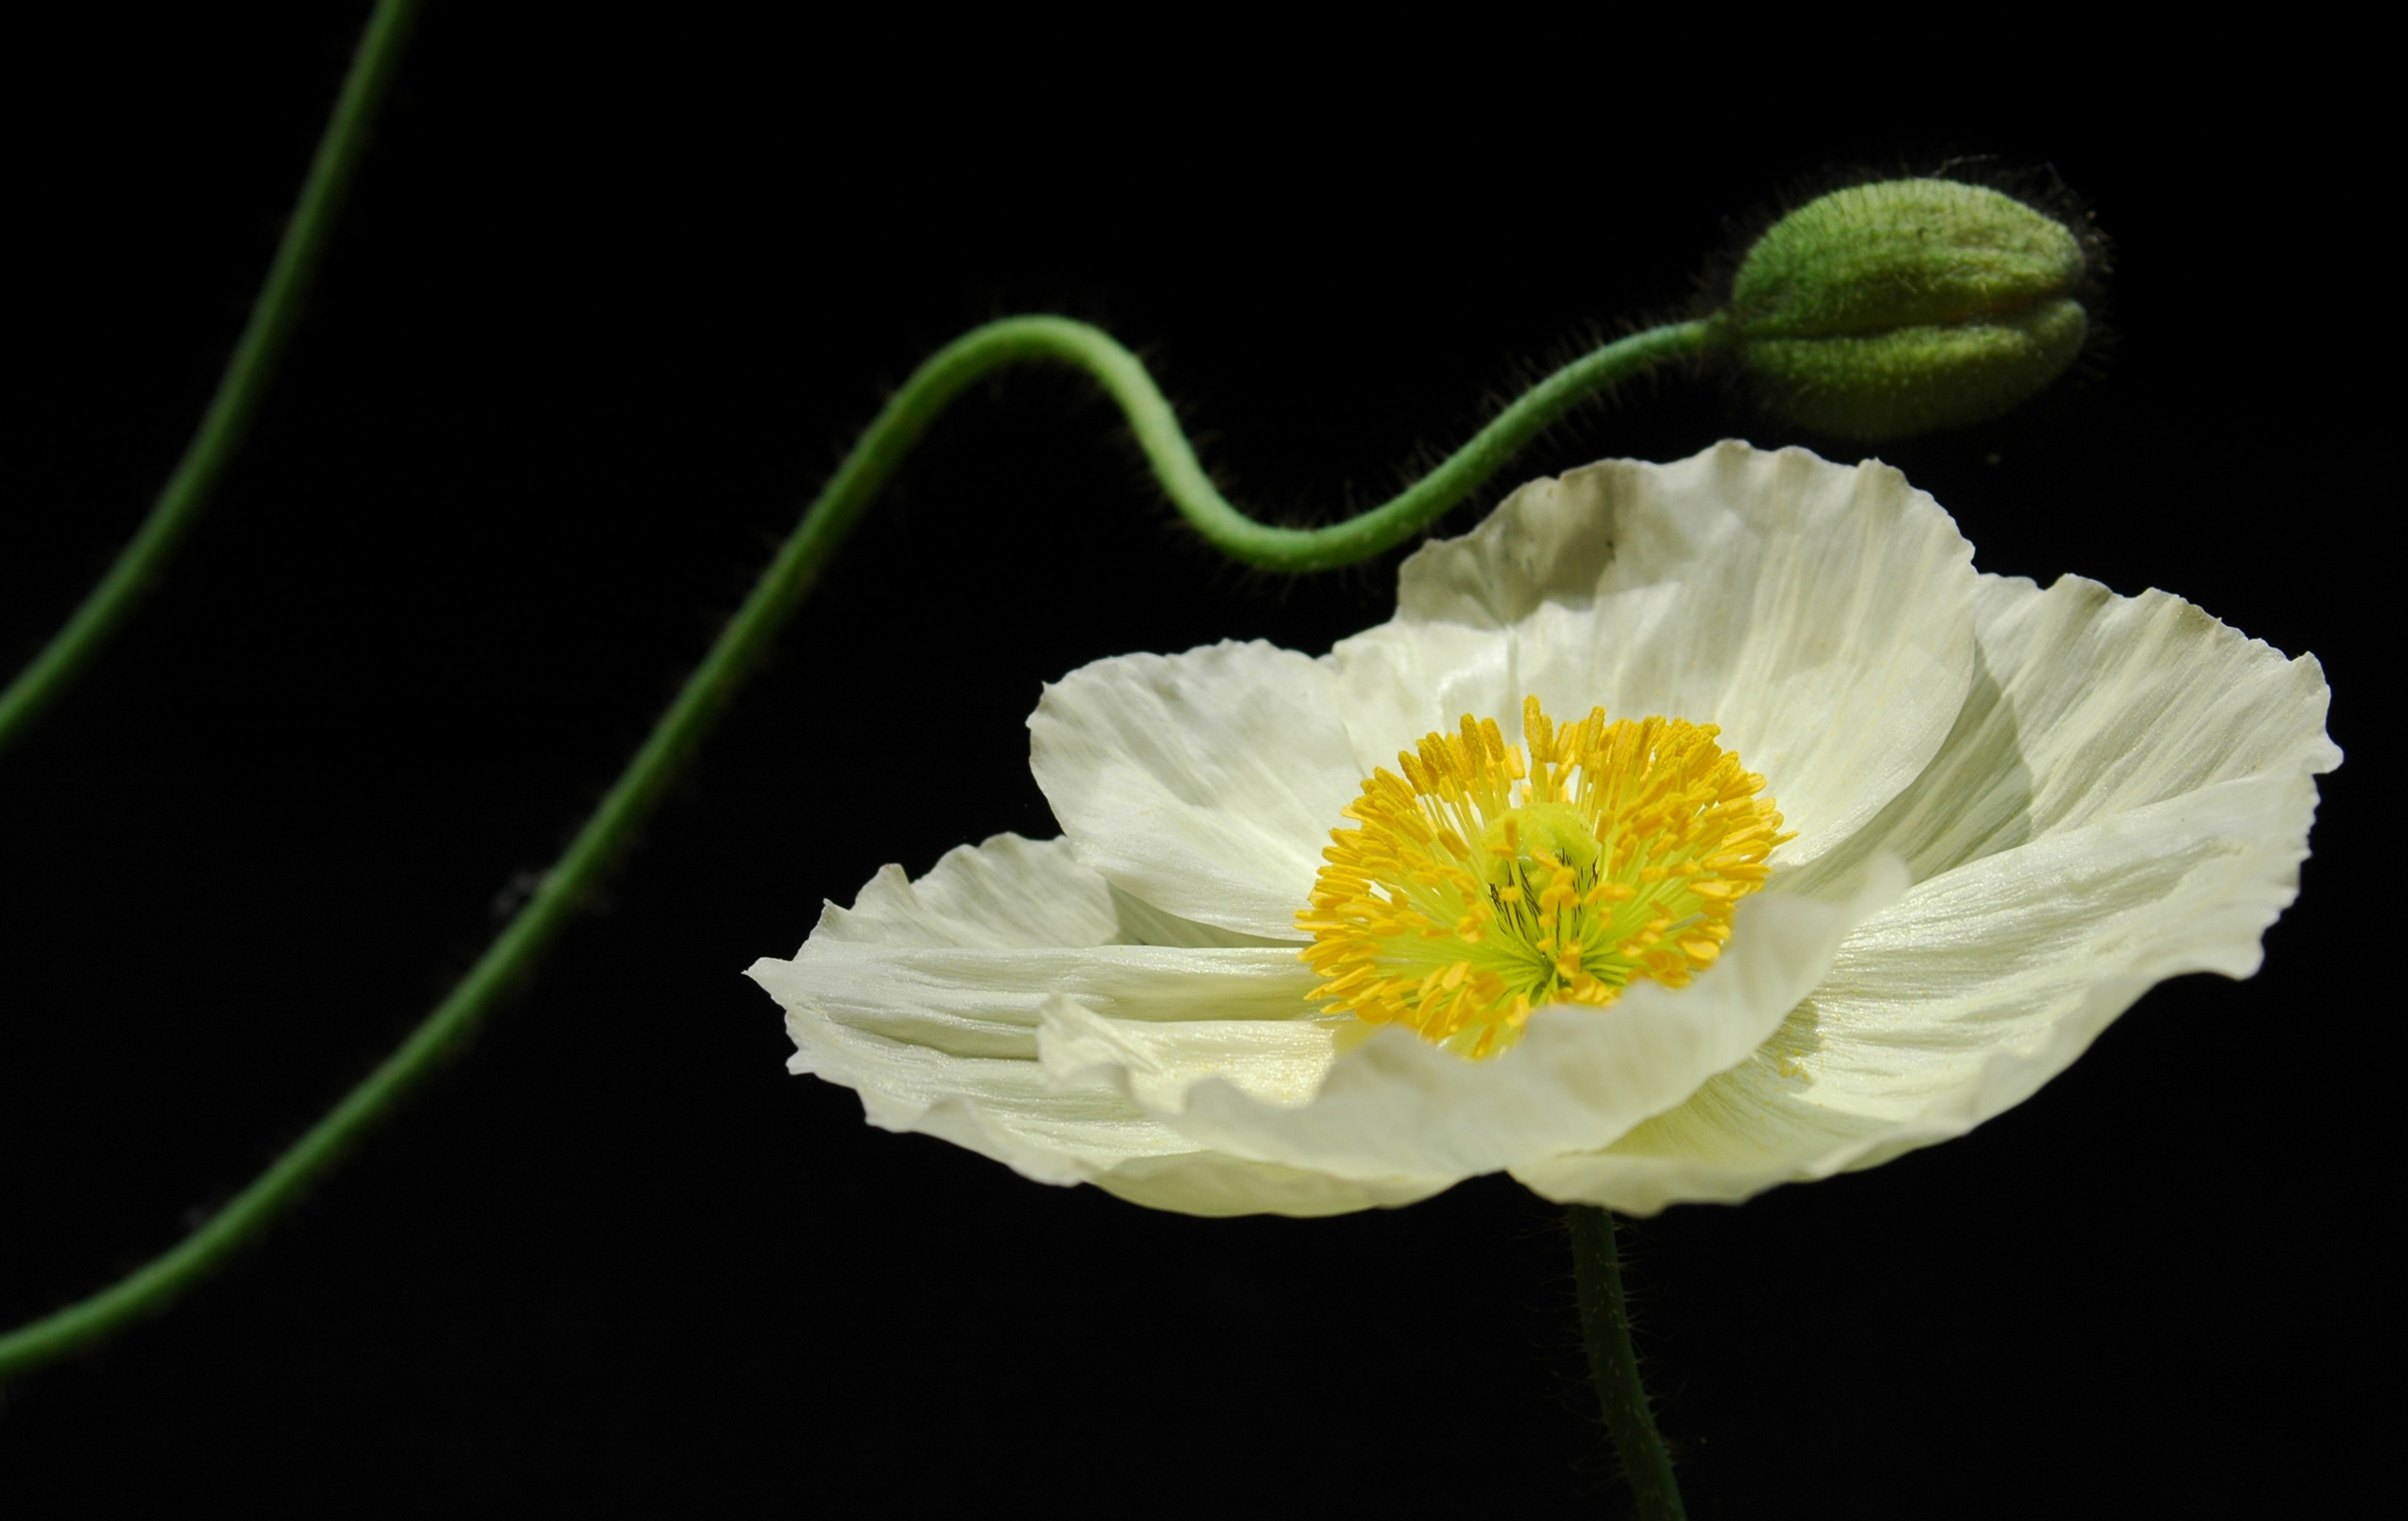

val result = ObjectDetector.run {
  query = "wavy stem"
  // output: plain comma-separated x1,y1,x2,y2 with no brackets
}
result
897,316,1714,571
1570,1204,1686,1519
0,0,422,759
0,311,1714,1379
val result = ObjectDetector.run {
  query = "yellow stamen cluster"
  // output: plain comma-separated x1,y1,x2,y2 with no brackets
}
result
1297,697,1791,1059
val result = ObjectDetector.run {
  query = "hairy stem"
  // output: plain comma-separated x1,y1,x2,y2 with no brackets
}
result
885,316,1714,571
0,0,423,758
1570,1204,1686,1519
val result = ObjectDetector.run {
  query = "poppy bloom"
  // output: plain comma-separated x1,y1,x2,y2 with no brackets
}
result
750,441,2336,1217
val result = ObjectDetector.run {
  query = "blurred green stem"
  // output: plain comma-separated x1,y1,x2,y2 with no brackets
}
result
0,0,423,758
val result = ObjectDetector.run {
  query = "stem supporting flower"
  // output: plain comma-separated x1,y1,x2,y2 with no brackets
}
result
1569,1204,1686,1520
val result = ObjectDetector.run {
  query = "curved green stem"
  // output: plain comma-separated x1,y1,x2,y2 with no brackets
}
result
890,316,1714,571
1570,1204,1686,1519
0,0,422,759
0,312,1714,1378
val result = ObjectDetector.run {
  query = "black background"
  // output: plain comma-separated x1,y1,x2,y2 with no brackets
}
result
4,10,2384,1515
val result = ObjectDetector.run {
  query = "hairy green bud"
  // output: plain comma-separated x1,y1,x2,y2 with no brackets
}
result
1721,179,2089,441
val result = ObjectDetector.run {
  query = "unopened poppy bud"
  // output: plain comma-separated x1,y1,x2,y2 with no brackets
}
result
1720,179,2090,440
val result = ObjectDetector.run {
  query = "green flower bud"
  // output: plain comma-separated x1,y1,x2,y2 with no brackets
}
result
1721,179,2089,441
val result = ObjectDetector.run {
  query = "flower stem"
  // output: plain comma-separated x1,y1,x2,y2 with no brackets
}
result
875,316,1717,572
0,0,423,761
1569,1204,1687,1520
0,309,1713,1378
6,297,1711,761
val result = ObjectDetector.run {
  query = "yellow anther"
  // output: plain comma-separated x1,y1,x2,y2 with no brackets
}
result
1299,697,1781,1060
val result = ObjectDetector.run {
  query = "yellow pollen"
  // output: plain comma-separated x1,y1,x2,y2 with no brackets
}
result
1296,696,1793,1060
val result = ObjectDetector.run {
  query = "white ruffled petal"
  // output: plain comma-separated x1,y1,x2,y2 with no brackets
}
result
1784,572,2342,894
1043,860,1906,1181
760,939,1315,1062
823,1040,1188,1186
755,832,1401,1212
1516,578,2338,1214
1338,442,1977,866
1028,641,1358,940
1038,999,1338,1108
795,830,1123,951
786,1000,1434,1215
1093,1151,1453,1218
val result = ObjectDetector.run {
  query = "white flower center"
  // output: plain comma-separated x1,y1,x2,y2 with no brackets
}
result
1297,697,1791,1059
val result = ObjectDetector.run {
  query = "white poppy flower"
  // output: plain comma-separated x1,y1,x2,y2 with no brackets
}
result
748,441,2338,1218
